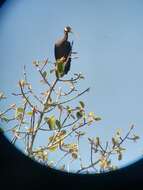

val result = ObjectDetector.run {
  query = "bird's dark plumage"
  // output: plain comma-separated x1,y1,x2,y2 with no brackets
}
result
54,26,72,75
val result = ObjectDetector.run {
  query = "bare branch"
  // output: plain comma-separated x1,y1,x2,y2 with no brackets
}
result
58,87,90,105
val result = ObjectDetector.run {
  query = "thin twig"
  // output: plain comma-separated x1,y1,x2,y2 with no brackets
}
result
0,108,13,117
58,87,90,105
76,159,100,174
28,79,58,155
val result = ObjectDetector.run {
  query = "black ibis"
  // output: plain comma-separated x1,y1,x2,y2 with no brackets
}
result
54,26,73,76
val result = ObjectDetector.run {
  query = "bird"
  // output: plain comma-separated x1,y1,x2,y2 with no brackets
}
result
54,26,73,76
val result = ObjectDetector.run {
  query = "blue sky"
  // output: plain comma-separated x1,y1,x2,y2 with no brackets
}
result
1,0,143,173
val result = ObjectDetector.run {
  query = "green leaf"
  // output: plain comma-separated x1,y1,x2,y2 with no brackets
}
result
44,117,49,121
112,137,117,147
57,59,65,74
76,106,81,110
118,153,122,160
1,116,10,123
17,107,24,113
79,75,85,79
27,111,33,116
56,120,62,129
0,128,4,133
47,116,56,130
32,61,38,66
71,152,78,159
15,107,24,119
22,121,29,125
0,92,6,100
42,71,47,78
49,144,58,152
133,134,140,142
78,131,85,136
66,106,72,114
118,147,126,152
79,101,85,108
94,116,102,121
76,111,83,119
95,137,100,146
50,69,55,74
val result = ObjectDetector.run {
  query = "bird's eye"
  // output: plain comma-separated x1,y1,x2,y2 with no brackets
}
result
64,26,72,32
64,27,68,32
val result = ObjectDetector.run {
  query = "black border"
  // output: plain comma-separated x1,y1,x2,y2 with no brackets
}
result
1,131,143,189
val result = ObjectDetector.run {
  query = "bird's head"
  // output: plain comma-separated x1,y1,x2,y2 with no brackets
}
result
64,26,72,33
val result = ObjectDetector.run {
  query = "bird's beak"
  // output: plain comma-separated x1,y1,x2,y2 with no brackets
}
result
69,28,80,39
72,30,80,39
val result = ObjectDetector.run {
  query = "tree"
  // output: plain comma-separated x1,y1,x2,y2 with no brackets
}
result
0,58,139,174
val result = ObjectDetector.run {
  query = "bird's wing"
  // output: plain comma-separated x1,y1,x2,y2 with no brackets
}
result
54,41,72,60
